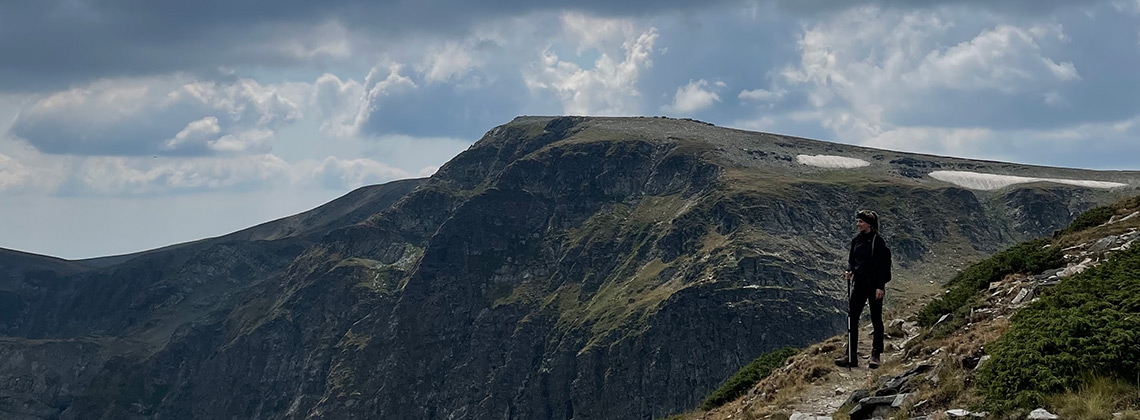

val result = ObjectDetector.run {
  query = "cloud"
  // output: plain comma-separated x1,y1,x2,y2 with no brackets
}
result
0,0,749,93
60,154,292,196
304,157,412,190
10,76,304,156
311,66,425,139
0,153,32,192
18,153,419,197
739,87,787,102
524,15,658,115
313,73,367,138
662,79,723,114
772,0,1108,15
905,23,1079,92
770,6,1085,142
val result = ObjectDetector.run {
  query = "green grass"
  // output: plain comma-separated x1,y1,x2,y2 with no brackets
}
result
977,244,1140,411
700,346,798,411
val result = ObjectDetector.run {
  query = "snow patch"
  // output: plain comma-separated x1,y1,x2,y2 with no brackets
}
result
796,154,870,169
929,171,1128,190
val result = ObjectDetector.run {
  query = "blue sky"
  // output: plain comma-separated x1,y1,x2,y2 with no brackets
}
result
2,0,1139,259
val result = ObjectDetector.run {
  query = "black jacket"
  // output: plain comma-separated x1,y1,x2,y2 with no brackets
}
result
848,232,892,291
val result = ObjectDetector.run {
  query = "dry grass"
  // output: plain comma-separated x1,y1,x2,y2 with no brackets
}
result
1047,377,1140,420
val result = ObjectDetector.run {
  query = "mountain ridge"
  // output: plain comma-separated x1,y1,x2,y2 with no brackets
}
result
1,116,1138,420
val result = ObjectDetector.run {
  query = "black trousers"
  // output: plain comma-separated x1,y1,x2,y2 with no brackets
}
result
848,285,884,356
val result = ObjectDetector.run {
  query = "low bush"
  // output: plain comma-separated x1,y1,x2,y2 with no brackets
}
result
701,346,798,410
1062,206,1116,235
977,244,1140,411
917,239,1063,326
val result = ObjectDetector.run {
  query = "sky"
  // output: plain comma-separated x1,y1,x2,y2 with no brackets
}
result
2,0,1140,259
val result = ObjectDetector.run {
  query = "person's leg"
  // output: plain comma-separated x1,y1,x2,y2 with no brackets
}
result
869,293,885,367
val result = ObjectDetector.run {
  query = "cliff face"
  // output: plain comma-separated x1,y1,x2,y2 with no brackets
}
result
1,117,1137,420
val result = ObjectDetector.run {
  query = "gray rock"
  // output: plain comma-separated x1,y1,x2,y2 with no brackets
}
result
1090,235,1119,253
935,314,952,326
1011,287,1032,305
974,355,991,370
844,389,872,407
1028,408,1059,419
850,394,910,420
790,413,833,420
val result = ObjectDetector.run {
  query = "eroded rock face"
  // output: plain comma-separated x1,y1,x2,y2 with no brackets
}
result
3,117,1137,420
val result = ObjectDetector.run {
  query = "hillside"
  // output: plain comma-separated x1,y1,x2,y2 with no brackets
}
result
1,116,1139,419
681,195,1140,420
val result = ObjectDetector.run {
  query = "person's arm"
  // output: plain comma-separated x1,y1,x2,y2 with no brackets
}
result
846,239,855,281
875,236,891,298
847,239,856,272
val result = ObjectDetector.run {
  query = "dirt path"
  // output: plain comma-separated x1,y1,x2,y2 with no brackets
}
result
778,320,921,418
697,313,924,420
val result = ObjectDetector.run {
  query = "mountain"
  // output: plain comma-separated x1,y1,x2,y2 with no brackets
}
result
0,178,424,418
1,116,1137,420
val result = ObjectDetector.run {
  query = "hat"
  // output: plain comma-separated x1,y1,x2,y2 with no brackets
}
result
856,210,879,232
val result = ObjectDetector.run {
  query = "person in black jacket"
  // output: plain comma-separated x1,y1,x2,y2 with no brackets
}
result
835,210,892,369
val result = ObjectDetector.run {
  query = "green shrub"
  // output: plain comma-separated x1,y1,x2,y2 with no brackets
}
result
917,239,1063,326
1063,206,1116,235
701,346,798,410
977,244,1140,412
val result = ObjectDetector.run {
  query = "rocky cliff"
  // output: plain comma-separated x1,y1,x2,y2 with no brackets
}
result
1,116,1137,420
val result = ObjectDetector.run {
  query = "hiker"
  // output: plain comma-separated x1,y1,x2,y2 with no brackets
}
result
835,210,892,369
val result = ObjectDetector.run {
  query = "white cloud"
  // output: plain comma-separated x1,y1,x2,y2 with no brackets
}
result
12,76,304,156
0,152,30,192
164,116,222,150
861,126,994,157
662,79,722,114
264,20,353,61
1043,91,1070,108
738,87,787,102
302,156,412,190
907,23,1080,93
0,143,422,197
419,40,486,84
71,154,292,195
524,14,658,115
313,73,367,138
776,8,1080,141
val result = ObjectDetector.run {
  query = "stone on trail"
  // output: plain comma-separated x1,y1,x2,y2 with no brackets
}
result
1028,408,1059,420
789,412,833,420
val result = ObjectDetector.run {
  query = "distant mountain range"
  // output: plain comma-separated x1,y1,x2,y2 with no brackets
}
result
1,116,1137,420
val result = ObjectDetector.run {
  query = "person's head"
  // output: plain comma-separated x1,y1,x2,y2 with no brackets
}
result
856,210,879,233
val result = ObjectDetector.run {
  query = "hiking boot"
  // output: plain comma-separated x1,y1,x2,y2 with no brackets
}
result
869,353,881,369
834,355,857,368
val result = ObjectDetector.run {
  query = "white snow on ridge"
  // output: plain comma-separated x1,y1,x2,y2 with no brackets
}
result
796,154,870,169
929,171,1128,191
